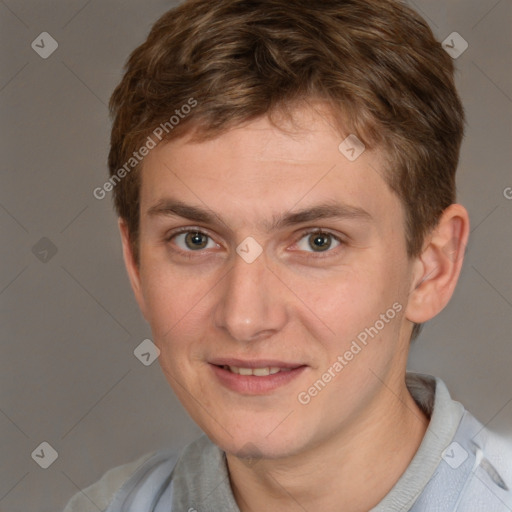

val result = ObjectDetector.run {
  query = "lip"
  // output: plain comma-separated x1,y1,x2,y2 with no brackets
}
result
209,361,308,395
208,358,304,369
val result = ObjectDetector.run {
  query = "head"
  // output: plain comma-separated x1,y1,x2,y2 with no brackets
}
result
108,0,468,458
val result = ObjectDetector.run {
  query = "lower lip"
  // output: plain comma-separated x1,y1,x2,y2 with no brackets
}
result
209,364,307,395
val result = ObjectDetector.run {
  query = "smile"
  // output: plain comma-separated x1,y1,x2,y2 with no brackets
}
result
222,365,293,376
209,362,307,394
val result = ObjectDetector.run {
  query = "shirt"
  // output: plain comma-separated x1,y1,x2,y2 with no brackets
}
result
63,372,512,511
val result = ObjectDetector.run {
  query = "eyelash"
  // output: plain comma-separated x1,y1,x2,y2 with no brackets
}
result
165,227,345,259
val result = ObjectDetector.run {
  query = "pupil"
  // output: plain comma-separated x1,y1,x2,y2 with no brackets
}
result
310,233,330,251
186,232,207,249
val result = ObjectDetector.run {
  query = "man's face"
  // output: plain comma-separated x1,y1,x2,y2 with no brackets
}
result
127,106,418,459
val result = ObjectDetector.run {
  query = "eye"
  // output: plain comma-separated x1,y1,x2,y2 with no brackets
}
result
170,229,219,252
294,230,342,253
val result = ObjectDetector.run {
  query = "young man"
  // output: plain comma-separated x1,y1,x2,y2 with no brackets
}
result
65,0,512,510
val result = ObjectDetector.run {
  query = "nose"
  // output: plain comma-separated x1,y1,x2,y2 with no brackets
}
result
213,248,288,343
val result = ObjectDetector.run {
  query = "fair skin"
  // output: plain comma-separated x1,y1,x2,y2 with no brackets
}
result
120,106,469,511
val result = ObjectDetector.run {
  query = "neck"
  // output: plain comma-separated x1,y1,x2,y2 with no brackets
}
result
226,379,429,512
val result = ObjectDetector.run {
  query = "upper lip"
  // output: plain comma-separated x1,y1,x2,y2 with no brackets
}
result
209,358,305,369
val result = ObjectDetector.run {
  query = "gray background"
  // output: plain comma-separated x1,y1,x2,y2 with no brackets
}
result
0,1,511,511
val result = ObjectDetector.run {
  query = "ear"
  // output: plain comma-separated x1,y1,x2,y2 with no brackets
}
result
119,218,148,321
405,204,470,324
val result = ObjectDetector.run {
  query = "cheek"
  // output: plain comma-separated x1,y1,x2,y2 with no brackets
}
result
140,260,204,333
290,265,385,332
299,263,406,362
139,265,214,377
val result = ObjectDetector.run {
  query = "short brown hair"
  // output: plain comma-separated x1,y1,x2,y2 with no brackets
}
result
108,0,465,341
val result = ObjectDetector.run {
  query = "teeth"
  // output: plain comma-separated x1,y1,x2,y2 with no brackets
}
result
252,367,270,376
225,365,292,376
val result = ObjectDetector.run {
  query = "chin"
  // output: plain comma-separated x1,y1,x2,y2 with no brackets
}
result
202,417,310,462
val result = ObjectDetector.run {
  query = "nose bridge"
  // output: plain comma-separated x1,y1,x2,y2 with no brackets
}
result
214,250,286,342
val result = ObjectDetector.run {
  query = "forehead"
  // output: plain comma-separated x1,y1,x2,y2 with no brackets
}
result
138,108,403,236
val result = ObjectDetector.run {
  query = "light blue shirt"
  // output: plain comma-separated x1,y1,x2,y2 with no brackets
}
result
64,373,512,511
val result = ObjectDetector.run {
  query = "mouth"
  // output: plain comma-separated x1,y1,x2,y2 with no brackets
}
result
208,359,307,394
219,365,294,376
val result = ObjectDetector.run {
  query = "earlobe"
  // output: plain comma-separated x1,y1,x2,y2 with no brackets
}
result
118,218,148,320
405,204,470,325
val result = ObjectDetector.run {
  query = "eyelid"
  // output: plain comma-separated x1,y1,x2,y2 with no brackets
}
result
165,226,212,242
297,228,346,242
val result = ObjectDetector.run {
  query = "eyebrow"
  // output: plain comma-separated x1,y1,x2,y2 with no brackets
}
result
146,198,372,232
